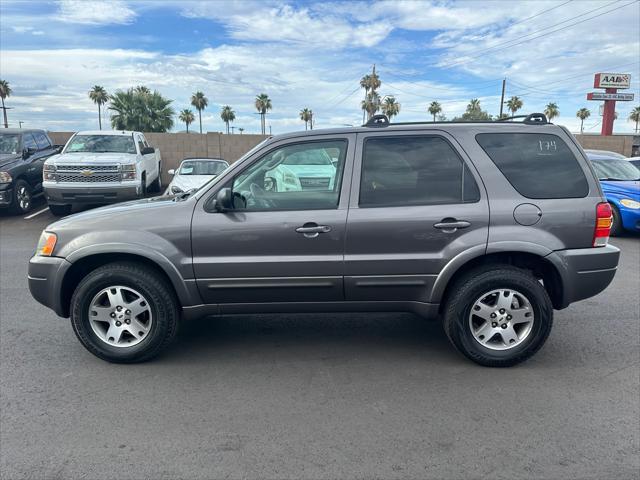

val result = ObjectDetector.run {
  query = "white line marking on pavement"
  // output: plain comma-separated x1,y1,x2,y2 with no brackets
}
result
24,207,49,220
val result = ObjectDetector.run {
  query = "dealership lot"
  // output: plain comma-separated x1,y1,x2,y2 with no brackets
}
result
1,205,638,479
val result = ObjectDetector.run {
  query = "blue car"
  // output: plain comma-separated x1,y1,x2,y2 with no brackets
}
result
587,151,640,235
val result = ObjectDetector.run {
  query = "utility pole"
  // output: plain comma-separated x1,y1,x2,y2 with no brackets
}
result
231,126,235,134
269,125,272,135
309,110,313,130
19,121,24,128
499,78,506,118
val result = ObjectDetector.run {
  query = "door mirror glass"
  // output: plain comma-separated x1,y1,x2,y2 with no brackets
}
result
23,147,37,159
215,187,233,212
141,146,155,155
264,176,276,192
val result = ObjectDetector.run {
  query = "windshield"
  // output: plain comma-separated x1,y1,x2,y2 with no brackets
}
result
282,149,333,165
179,160,227,175
65,134,136,154
592,159,640,181
0,134,21,155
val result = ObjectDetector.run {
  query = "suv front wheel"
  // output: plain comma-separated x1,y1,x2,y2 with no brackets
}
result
443,265,553,367
70,262,179,363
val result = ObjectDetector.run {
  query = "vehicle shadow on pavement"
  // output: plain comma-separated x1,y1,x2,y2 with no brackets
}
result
165,312,459,364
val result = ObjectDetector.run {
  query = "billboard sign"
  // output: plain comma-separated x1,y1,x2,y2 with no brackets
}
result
594,73,631,89
587,92,634,101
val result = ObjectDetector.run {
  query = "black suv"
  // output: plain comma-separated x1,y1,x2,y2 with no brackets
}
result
0,129,60,214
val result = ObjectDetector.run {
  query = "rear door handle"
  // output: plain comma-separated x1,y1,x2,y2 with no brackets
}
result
296,223,332,238
433,220,471,231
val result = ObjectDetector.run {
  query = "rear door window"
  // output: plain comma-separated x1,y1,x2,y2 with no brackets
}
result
476,133,589,199
359,135,480,207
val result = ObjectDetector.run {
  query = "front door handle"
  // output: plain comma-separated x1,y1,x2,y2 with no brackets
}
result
433,219,471,232
296,223,332,238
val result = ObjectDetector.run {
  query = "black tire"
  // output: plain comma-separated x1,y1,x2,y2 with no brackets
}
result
48,204,72,216
442,265,553,367
9,179,32,214
149,164,162,193
141,173,147,197
610,203,623,237
70,262,179,363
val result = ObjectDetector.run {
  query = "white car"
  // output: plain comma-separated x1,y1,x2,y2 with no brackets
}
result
265,147,337,192
43,130,162,216
166,158,229,195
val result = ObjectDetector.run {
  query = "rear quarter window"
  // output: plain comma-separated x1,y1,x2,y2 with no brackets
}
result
476,133,589,199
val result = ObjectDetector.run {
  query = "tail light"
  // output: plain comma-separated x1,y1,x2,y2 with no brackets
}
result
593,202,612,247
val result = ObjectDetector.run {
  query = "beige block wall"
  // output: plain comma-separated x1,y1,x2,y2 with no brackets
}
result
574,134,637,156
48,132,268,183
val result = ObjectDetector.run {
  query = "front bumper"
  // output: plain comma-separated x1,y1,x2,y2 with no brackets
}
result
0,186,13,206
548,244,620,308
619,207,640,232
44,182,141,205
28,255,73,317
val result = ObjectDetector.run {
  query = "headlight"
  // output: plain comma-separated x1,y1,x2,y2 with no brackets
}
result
171,185,183,194
121,164,137,181
0,171,12,184
620,199,640,209
43,164,57,182
36,231,57,257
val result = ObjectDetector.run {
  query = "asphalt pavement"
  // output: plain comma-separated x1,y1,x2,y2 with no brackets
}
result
1,201,639,479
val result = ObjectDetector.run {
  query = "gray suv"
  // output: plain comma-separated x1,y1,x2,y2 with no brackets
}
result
28,114,620,366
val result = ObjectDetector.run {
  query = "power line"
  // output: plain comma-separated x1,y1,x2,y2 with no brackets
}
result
438,0,632,70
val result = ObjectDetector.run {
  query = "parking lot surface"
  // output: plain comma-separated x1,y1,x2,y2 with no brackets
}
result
1,203,639,479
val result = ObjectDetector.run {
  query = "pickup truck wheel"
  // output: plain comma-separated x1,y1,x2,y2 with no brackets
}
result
442,266,553,367
48,204,72,216
9,179,32,214
70,262,179,363
149,164,162,193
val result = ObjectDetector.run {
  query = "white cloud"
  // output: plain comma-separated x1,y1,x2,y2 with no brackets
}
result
56,0,137,25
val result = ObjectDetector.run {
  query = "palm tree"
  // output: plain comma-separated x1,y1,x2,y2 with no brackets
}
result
428,101,442,122
629,106,640,133
299,108,312,130
0,79,12,128
361,91,381,121
469,98,481,113
220,105,236,134
254,93,272,135
190,91,208,134
576,108,591,134
544,102,559,122
238,127,244,135
381,96,400,120
179,109,195,133
109,87,174,132
88,85,109,130
506,96,523,118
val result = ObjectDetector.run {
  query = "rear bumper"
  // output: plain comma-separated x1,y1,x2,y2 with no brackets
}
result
28,255,72,317
44,183,141,205
547,244,620,308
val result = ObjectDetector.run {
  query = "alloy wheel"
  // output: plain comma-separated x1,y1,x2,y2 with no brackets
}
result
88,286,153,348
468,288,535,350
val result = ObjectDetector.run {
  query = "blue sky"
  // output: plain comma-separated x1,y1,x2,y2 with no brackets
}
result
1,0,639,134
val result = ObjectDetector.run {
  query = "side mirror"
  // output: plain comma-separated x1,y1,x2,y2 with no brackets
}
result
141,146,155,155
264,176,277,192
168,169,175,175
331,159,339,167
23,147,36,159
215,187,233,212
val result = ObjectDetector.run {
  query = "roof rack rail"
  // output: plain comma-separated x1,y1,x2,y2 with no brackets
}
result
363,114,390,127
498,113,548,124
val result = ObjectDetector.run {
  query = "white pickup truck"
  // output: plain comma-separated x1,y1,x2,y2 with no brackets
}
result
43,130,162,215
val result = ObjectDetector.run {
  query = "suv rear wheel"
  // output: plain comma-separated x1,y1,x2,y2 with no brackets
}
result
70,262,179,363
443,265,553,367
